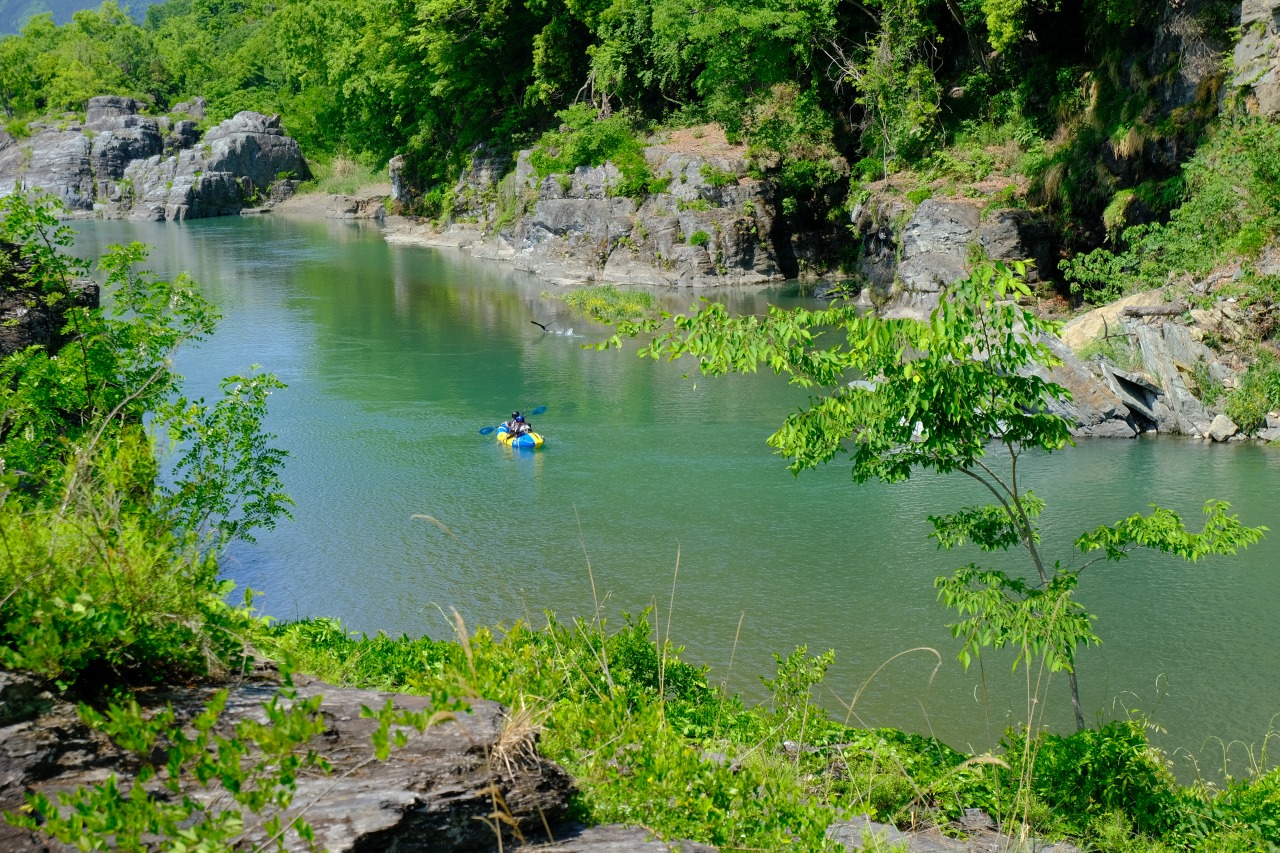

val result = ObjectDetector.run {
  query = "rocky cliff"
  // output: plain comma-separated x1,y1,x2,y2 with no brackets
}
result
0,96,309,220
385,127,1051,298
1231,0,1280,115
386,128,797,288
381,135,1280,442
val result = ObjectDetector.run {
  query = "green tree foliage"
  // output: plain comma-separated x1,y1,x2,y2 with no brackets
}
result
609,261,1264,731
0,190,292,688
845,0,940,178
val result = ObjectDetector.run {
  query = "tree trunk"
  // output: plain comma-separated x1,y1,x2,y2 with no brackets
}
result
1121,301,1188,318
1068,669,1085,732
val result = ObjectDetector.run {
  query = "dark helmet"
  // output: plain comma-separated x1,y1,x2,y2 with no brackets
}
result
512,411,521,418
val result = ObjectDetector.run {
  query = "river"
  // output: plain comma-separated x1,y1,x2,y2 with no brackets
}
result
72,213,1280,772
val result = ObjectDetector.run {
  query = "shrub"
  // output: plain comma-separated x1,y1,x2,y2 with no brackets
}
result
530,104,653,198
1224,351,1280,434
543,284,659,324
689,230,710,246
1063,119,1280,301
699,163,739,188
906,187,933,205
0,190,290,690
1002,720,1186,838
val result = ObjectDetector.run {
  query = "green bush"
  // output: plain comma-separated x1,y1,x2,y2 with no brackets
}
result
1002,720,1186,839
1063,119,1280,301
906,187,933,205
689,229,710,246
544,284,660,324
1224,351,1280,434
530,104,653,198
0,190,290,690
699,163,739,188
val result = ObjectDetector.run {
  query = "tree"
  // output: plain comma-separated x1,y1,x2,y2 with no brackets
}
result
609,261,1265,731
0,36,37,119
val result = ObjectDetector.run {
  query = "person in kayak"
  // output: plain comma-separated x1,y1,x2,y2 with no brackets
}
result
505,411,532,437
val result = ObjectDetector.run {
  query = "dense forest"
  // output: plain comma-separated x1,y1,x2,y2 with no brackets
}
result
1,0,1265,279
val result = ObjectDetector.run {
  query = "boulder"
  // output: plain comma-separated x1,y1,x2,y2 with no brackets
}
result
327,194,386,220
200,111,310,189
1059,290,1166,352
389,154,410,206
84,96,147,127
851,196,1056,318
0,669,574,853
1209,413,1240,441
0,99,308,221
119,111,309,221
171,97,208,120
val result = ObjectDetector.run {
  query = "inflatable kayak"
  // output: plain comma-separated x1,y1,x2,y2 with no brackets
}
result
496,423,544,449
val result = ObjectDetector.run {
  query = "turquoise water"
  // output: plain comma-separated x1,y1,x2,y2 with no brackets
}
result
73,215,1280,768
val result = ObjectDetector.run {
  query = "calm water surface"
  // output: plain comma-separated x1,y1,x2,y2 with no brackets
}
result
73,215,1280,769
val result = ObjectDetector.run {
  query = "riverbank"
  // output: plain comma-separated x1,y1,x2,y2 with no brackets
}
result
7,608,1273,851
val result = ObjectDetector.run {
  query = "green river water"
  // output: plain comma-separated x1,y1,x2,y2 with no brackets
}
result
73,213,1280,770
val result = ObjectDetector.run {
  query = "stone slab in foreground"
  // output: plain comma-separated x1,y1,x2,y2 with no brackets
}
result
0,669,572,852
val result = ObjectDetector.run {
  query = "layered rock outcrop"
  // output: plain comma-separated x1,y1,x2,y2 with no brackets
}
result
0,668,703,852
843,194,1055,316
1231,0,1280,115
0,96,309,220
1056,284,1272,440
387,130,789,288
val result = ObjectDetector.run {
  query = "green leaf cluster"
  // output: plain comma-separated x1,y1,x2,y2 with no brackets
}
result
609,260,1264,737
0,190,292,689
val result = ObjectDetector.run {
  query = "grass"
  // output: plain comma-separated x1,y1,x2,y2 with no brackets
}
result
1079,333,1146,372
296,155,385,196
542,284,661,325
253,597,1280,853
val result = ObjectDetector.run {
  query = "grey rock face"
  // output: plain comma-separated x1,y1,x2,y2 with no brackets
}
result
850,196,1055,317
0,241,100,357
0,669,573,853
1132,322,1219,436
1036,334,1139,438
1231,0,1280,116
0,99,308,221
171,96,207,120
1147,0,1230,113
389,154,410,205
201,111,307,188
402,142,785,288
85,95,146,126
0,128,95,211
327,194,386,220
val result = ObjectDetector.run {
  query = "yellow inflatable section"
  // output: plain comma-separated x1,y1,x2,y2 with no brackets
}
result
497,428,544,448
